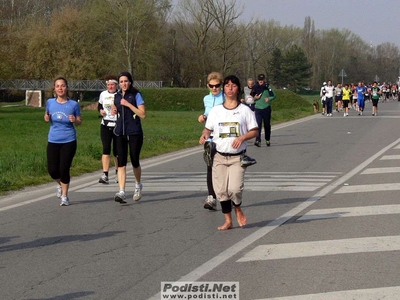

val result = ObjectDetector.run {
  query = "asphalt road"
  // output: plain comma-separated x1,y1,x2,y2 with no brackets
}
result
2,100,400,300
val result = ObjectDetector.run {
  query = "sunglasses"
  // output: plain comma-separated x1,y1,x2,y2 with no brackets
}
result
208,83,221,89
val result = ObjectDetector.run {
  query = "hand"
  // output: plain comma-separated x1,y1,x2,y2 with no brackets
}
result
121,98,129,107
68,115,76,123
44,112,50,122
265,97,270,102
198,114,206,123
199,135,208,145
231,136,244,149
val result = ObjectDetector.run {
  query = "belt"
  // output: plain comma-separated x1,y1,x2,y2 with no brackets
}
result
217,150,245,157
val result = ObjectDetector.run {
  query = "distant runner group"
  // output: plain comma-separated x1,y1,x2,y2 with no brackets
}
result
320,80,399,117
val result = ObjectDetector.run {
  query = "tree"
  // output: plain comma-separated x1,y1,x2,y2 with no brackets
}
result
282,45,312,92
268,47,285,88
91,0,171,78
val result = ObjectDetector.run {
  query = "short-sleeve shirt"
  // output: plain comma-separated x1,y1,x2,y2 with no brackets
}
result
205,103,258,154
99,90,117,125
46,98,81,143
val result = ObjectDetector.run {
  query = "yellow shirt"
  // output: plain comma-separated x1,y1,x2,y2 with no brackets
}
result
342,87,351,100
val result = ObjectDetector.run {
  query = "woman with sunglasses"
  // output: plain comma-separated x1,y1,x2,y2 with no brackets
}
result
198,72,224,211
199,75,258,230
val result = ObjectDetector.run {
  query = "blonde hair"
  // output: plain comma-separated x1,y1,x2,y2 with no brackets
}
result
207,72,223,84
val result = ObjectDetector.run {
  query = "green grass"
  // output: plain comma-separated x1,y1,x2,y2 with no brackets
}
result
0,89,314,193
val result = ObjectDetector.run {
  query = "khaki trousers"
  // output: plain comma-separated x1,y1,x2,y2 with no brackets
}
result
212,153,245,205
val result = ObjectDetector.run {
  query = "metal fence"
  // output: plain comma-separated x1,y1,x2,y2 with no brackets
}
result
0,79,163,91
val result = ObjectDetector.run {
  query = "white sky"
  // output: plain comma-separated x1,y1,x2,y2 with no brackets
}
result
235,0,400,47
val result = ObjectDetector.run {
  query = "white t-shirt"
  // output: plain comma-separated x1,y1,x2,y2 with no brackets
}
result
205,103,258,154
99,90,117,125
324,85,334,98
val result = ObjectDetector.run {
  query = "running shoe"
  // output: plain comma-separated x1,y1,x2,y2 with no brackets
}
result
240,154,257,167
266,140,271,147
254,141,261,147
60,195,69,206
56,185,62,198
133,183,142,201
99,174,109,184
114,191,127,203
204,195,217,211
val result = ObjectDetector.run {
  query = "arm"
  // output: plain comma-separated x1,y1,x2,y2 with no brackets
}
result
68,104,82,126
69,115,82,126
198,95,211,123
263,85,276,103
120,94,146,119
232,128,258,149
98,102,106,116
44,111,50,122
44,101,51,122
199,128,212,145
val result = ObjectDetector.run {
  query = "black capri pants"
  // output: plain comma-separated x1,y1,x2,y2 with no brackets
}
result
47,140,77,184
100,124,117,156
115,134,143,168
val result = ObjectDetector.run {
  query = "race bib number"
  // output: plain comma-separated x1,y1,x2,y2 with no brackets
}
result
218,122,240,138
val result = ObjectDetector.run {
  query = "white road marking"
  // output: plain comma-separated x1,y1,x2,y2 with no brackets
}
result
380,155,400,160
147,138,400,300
76,172,338,193
298,204,400,221
335,183,400,194
255,286,400,300
361,167,400,174
237,235,400,262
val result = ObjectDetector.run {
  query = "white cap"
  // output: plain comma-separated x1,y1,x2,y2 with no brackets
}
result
323,82,327,85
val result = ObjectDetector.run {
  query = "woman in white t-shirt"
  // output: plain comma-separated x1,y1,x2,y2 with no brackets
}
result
199,75,258,230
98,76,118,184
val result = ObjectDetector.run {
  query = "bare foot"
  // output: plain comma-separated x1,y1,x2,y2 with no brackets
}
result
218,222,233,231
235,208,247,227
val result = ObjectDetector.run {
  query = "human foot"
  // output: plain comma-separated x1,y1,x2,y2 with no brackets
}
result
235,208,247,227
218,222,233,230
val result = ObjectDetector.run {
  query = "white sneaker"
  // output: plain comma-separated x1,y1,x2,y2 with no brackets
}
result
114,191,127,203
56,185,62,198
60,195,69,206
204,195,217,211
99,173,109,184
133,183,142,201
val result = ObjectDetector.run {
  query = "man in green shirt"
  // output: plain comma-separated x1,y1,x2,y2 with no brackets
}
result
251,74,276,147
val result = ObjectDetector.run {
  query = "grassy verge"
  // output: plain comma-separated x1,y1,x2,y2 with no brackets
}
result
0,89,315,194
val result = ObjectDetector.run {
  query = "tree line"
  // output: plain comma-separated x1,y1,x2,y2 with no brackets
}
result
1,0,399,90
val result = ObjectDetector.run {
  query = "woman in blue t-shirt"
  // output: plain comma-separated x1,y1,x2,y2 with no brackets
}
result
44,77,82,206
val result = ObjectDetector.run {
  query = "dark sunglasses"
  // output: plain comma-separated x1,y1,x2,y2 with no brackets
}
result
208,83,221,89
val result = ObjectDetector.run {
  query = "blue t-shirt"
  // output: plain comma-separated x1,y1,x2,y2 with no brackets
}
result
46,98,81,143
356,86,366,101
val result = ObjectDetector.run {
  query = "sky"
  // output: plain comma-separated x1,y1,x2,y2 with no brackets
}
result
235,0,400,47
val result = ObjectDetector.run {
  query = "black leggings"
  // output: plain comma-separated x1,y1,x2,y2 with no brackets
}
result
115,134,143,168
207,165,216,198
100,124,117,156
47,140,77,184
